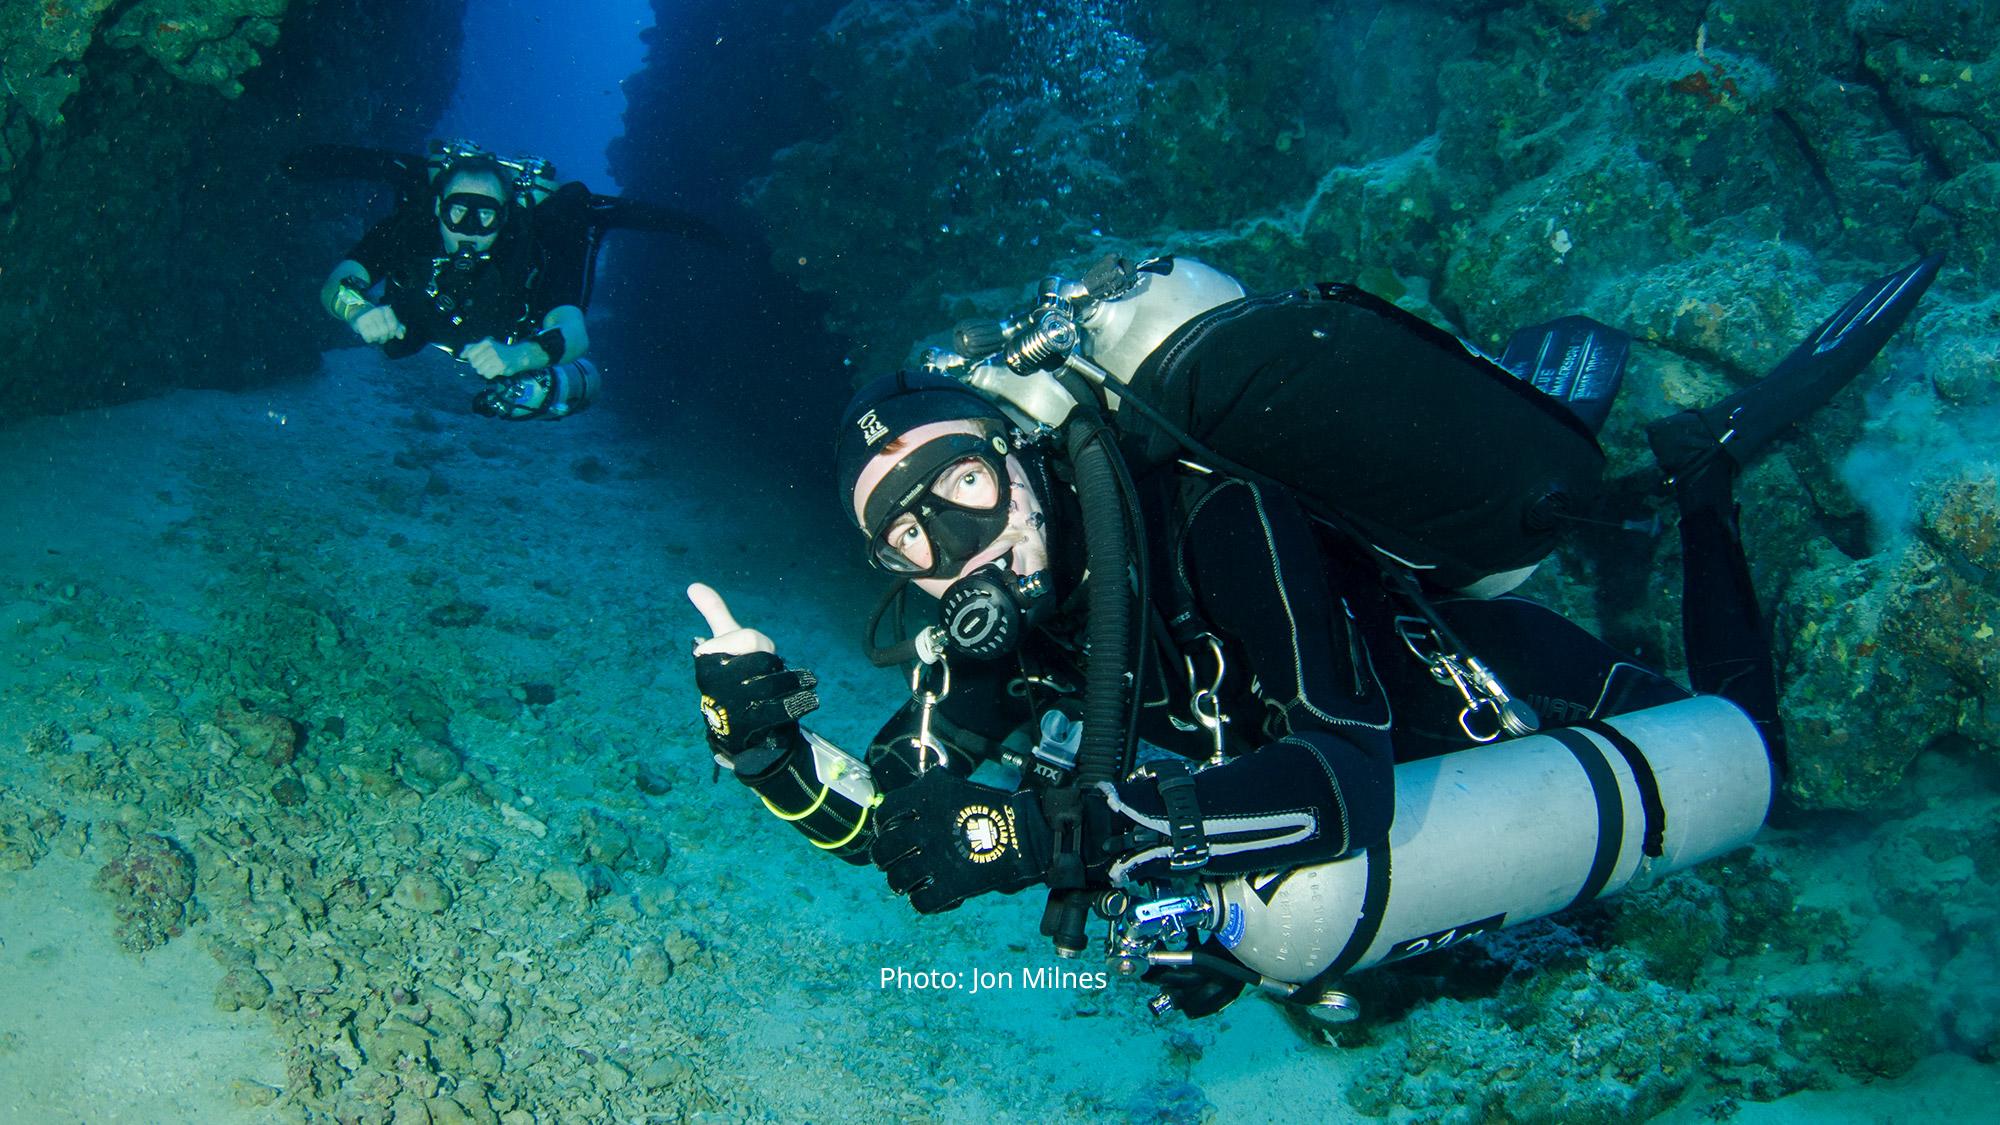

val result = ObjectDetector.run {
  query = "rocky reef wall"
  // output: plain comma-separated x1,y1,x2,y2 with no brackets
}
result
0,0,468,415
735,0,2000,809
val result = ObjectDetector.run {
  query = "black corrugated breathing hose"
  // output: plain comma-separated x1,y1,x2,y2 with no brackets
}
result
1039,395,1137,955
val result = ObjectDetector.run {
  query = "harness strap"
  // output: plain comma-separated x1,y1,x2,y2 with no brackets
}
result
1145,760,1210,871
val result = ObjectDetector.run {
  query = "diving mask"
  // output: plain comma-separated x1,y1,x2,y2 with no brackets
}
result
867,437,1013,578
440,191,506,236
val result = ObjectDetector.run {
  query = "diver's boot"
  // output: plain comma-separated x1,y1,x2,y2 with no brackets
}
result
1646,251,1944,496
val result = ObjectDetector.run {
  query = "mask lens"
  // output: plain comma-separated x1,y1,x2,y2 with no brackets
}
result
872,516,933,576
930,456,1002,511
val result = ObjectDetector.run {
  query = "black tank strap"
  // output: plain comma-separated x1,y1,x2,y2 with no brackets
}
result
1543,727,1624,911
1285,839,1391,1006
1576,717,1667,859
1144,760,1210,871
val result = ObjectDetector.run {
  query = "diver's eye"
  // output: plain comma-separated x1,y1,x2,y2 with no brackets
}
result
881,514,932,570
887,516,927,553
933,458,999,509
476,208,497,227
448,205,469,224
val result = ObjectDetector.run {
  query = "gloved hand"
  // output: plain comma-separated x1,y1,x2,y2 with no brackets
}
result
870,771,1052,913
463,337,538,378
351,305,406,345
688,584,816,760
1141,938,1249,1019
694,649,819,759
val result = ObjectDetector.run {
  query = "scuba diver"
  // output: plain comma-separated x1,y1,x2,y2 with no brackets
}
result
296,139,724,421
687,251,1942,1021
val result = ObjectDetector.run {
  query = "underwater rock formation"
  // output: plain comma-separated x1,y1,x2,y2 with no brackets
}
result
718,0,2000,807
1780,463,2000,808
94,830,199,953
0,0,468,416
0,785,63,871
743,0,1996,349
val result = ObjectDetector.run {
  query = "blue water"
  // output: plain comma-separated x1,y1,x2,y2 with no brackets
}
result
440,0,653,189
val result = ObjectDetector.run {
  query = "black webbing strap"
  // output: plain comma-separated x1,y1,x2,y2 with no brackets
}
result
1543,727,1624,912
1287,839,1391,1005
1147,760,1210,871
1576,717,1667,859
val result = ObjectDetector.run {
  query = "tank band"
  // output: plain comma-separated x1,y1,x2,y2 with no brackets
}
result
1577,718,1666,858
1286,839,1392,1006
1545,727,1625,910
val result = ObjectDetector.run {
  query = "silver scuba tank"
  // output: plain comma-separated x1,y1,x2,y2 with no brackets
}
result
1205,696,1771,984
475,358,602,421
953,256,1247,428
1076,257,1247,385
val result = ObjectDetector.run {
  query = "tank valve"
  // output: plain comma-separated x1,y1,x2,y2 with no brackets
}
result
1103,889,1212,973
1003,306,1080,373
1293,990,1362,1025
951,318,1009,358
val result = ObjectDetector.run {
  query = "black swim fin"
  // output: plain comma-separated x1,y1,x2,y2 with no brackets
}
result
584,194,731,250
1648,251,1944,482
282,144,427,188
1498,315,1631,435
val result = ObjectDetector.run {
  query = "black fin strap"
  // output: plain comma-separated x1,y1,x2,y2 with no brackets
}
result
1576,718,1667,859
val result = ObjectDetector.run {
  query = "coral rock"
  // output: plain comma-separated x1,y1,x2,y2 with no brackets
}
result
391,872,454,914
94,832,198,953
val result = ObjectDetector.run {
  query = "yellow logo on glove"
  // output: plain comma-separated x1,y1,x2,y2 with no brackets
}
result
955,804,1018,863
700,694,729,737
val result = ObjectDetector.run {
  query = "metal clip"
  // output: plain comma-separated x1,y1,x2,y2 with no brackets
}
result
1183,634,1229,764
1395,618,1536,744
1455,691,1504,744
907,658,952,774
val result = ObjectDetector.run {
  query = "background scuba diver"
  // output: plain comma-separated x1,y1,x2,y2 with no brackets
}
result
686,252,1943,1020
305,139,725,421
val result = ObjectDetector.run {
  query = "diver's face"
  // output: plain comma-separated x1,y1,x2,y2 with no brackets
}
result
854,422,1050,597
912,451,1050,599
436,171,506,253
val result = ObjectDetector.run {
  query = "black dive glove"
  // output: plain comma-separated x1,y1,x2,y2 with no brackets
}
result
1141,938,1250,1019
694,650,820,760
870,771,1053,914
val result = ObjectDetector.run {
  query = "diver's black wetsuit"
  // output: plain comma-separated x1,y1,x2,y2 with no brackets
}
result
1117,284,1611,590
735,284,1772,895
858,472,1405,878
346,183,594,356
838,466,1696,883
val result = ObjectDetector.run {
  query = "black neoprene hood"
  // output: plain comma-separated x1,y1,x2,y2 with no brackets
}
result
834,371,1009,532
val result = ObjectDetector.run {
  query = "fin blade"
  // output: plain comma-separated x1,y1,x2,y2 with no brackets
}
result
1791,252,1943,365
1498,315,1632,435
1708,252,1944,467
